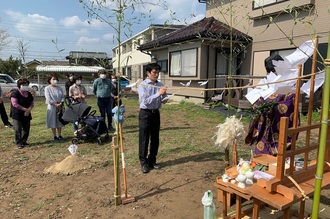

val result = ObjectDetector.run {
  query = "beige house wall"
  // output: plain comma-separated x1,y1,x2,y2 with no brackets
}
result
206,0,329,76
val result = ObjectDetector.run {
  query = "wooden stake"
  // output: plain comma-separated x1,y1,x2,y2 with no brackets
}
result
119,123,135,204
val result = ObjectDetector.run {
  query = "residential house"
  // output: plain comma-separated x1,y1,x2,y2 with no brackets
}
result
111,24,185,85
26,52,109,82
203,0,328,111
26,59,70,70
66,51,112,70
204,0,328,81
138,0,328,106
139,17,252,104
26,57,106,95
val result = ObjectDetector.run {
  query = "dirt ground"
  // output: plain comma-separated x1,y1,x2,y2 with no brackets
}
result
1,103,330,219
0,142,225,219
2,139,330,219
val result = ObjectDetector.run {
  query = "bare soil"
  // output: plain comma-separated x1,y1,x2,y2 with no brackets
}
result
0,142,224,219
0,104,329,219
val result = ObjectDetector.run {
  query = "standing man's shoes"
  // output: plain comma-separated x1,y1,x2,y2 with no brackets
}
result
148,163,160,170
5,123,13,127
141,164,149,173
22,142,30,147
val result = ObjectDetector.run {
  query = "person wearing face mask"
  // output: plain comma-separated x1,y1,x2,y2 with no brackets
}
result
44,74,65,141
65,73,74,97
10,78,34,149
69,75,87,103
93,70,115,132
69,75,87,132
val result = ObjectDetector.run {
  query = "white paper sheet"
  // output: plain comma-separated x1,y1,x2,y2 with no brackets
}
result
246,40,317,104
284,40,315,67
300,71,325,97
68,144,78,155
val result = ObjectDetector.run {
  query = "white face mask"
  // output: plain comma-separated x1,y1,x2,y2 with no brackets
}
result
69,76,73,80
21,85,29,91
52,80,58,85
112,79,116,82
76,80,81,85
100,74,106,79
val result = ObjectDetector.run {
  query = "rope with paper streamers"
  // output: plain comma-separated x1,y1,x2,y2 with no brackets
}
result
131,70,324,92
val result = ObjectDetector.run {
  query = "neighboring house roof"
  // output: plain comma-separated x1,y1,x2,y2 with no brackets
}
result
26,59,69,67
66,51,109,60
112,24,186,49
139,16,252,50
36,65,104,73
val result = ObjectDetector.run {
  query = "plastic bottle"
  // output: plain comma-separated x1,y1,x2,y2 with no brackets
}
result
202,190,215,219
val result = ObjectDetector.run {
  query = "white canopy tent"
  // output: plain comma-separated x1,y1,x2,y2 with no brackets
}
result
35,65,106,96
36,65,105,73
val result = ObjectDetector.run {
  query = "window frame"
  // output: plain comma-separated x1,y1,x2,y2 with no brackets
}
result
157,60,168,73
252,0,288,9
169,48,198,77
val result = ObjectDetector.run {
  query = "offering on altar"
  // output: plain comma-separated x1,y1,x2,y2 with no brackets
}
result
236,174,247,188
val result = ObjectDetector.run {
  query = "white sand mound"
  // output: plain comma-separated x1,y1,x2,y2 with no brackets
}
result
44,155,93,175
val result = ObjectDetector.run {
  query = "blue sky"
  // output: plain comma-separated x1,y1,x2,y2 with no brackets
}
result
0,0,205,62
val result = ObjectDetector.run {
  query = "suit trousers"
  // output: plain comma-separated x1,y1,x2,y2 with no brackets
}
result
138,109,160,165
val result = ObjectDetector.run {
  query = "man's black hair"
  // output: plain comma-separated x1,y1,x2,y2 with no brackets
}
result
146,62,161,73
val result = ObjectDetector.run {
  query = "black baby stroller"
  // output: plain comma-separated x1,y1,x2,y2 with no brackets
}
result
61,98,109,145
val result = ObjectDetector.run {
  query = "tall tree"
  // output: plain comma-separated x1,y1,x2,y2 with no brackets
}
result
17,39,31,66
0,19,11,55
0,56,22,78
79,0,170,206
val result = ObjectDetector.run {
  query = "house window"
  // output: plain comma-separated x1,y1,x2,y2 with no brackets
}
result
121,66,131,79
253,0,287,9
215,49,239,90
157,60,168,73
169,48,197,77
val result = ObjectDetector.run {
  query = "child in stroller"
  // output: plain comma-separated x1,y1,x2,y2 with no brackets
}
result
61,98,109,144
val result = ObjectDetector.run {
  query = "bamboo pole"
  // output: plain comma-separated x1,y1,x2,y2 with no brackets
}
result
119,123,127,197
113,0,123,207
112,136,121,205
311,34,330,219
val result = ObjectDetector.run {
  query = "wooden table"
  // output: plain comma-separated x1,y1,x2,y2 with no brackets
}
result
214,177,253,219
214,177,303,219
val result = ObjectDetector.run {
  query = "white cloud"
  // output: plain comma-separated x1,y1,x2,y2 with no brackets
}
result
60,16,104,28
132,0,205,25
6,10,57,37
76,36,100,46
60,16,84,27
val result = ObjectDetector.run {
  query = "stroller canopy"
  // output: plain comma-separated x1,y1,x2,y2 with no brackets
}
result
62,101,92,123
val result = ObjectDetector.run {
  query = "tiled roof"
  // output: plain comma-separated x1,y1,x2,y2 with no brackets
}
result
139,16,252,50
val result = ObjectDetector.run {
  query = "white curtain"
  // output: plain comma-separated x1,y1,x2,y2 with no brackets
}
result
170,52,181,76
182,49,197,76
